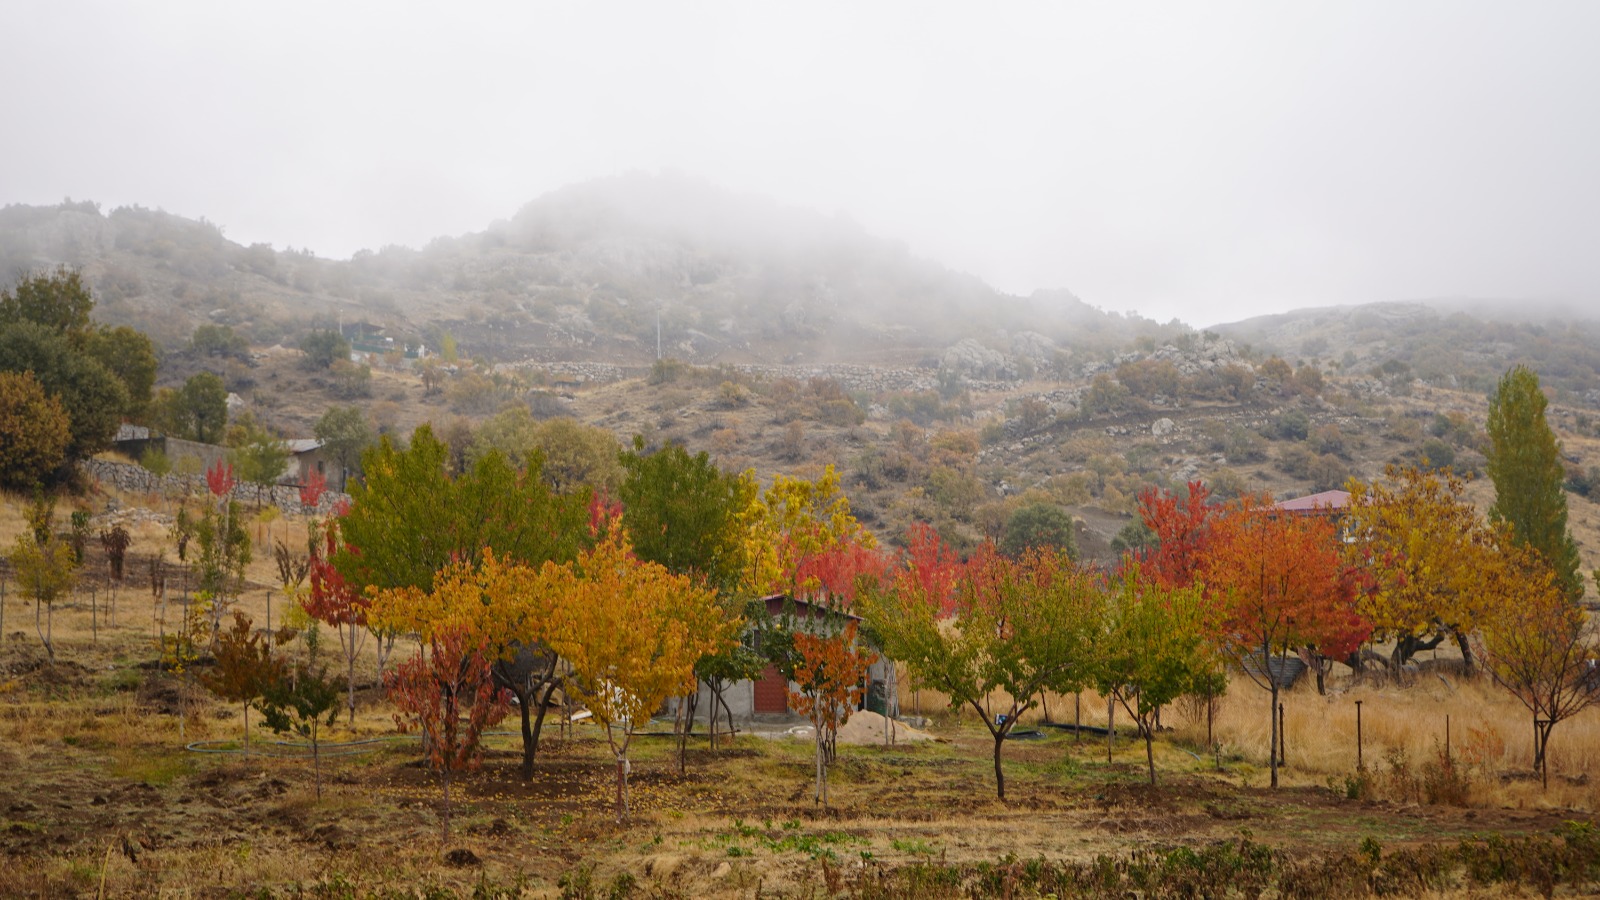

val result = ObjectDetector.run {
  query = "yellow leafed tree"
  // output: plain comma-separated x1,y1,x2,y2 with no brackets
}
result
738,465,874,597
1345,466,1496,670
542,527,734,820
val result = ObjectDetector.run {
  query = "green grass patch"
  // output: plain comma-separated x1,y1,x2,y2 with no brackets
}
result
109,749,193,785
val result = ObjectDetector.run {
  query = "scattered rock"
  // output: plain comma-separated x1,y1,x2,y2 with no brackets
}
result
710,861,732,879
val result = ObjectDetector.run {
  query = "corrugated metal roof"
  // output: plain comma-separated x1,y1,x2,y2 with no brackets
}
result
1273,489,1351,512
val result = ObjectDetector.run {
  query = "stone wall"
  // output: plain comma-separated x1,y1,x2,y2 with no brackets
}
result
80,458,350,516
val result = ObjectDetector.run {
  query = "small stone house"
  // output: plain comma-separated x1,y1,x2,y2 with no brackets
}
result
688,594,899,725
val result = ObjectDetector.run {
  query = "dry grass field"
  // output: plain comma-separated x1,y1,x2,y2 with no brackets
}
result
4,489,1600,898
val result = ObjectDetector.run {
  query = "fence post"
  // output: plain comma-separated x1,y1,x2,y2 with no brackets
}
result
1355,700,1364,771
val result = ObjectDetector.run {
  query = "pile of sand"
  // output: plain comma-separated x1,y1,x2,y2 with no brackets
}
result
833,709,938,744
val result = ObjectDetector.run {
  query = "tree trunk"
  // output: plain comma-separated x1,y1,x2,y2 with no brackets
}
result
35,595,52,663
1453,629,1475,674
720,692,737,749
1268,679,1280,789
615,754,628,822
515,682,536,781
1143,722,1156,785
993,730,1008,801
815,728,827,806
1107,696,1115,764
346,625,358,725
243,701,250,757
530,677,555,759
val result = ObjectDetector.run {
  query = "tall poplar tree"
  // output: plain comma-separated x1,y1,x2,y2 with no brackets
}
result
1486,365,1583,602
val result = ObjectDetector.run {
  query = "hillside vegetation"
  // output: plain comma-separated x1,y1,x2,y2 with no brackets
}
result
4,178,1600,568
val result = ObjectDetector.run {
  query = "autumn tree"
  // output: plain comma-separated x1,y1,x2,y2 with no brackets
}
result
1096,571,1210,784
1479,547,1599,788
304,521,371,724
1134,481,1214,589
542,529,733,821
386,625,511,840
343,427,591,775
788,621,876,806
739,465,873,598
1486,365,1583,602
202,611,285,756
371,550,568,780
862,536,1101,800
1345,466,1495,669
0,371,71,488
1201,495,1367,788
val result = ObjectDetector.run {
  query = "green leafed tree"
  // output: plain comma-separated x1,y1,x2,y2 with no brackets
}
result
227,414,289,506
0,266,94,346
1486,365,1584,602
177,372,229,444
299,329,350,369
333,424,592,597
999,501,1078,560
1096,570,1211,784
0,322,129,463
861,534,1102,801
256,662,342,798
312,405,374,491
84,324,158,421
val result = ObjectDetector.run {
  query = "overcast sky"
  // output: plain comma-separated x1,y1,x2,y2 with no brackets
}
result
3,2,1598,326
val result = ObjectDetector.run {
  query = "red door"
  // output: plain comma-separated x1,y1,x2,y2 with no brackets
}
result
752,664,788,713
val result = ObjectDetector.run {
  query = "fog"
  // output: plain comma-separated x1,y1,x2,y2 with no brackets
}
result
3,2,1597,327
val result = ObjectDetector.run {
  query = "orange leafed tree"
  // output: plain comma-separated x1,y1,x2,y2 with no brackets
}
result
788,621,877,807
1135,481,1215,590
1200,494,1366,788
542,527,734,821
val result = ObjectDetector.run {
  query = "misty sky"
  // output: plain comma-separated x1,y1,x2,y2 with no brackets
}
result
4,2,1598,326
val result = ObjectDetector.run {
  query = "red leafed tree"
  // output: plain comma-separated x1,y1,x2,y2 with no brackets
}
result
299,468,327,514
1201,494,1366,788
385,626,511,842
206,460,236,498
899,521,964,616
788,621,877,807
1135,481,1214,589
304,519,370,725
792,537,891,605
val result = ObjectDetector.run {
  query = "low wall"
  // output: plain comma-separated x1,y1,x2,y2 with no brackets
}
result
80,458,350,517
